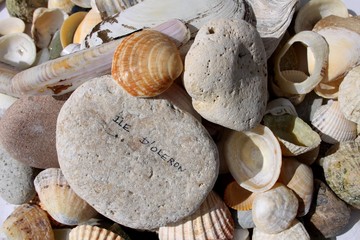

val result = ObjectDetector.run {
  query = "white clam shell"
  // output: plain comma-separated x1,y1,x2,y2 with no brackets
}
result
71,0,92,8
0,17,25,36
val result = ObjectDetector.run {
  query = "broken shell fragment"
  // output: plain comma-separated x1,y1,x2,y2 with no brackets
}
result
0,17,25,36
223,180,257,211
69,225,125,240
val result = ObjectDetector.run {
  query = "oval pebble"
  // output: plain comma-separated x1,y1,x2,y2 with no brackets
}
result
56,75,219,230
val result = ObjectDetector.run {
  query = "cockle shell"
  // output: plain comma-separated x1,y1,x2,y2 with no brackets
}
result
294,0,349,33
2,204,55,240
73,8,102,44
339,65,360,124
158,191,234,240
311,100,357,144
69,225,125,240
34,168,98,225
223,180,257,211
279,158,313,217
60,11,87,48
111,29,183,97
252,183,299,234
0,33,36,70
0,17,25,36
223,124,282,192
263,114,321,156
321,141,360,209
48,0,76,14
252,219,310,240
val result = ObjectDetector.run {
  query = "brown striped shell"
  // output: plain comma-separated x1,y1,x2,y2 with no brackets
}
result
111,29,183,97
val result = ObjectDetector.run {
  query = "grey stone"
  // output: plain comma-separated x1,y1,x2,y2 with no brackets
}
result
56,75,219,230
0,147,37,204
183,18,268,131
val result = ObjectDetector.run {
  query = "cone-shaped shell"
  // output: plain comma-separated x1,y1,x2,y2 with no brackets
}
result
321,141,360,209
311,100,357,144
223,125,282,192
69,225,125,240
223,180,257,211
263,114,321,156
2,204,55,240
279,158,313,217
252,219,310,240
158,191,234,240
34,168,98,225
112,29,183,97
252,183,299,234
0,17,25,36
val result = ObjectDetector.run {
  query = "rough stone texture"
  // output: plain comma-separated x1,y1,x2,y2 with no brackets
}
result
56,75,219,230
183,18,268,131
0,146,37,204
0,95,67,169
6,0,48,23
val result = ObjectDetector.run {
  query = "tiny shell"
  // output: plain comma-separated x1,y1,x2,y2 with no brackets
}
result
69,225,124,240
223,180,257,211
111,29,183,97
0,17,25,35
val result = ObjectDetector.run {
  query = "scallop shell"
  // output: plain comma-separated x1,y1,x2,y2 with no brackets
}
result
294,0,349,33
252,219,310,240
263,114,321,156
311,100,357,144
265,98,298,117
321,141,360,209
73,8,102,44
273,30,329,95
69,225,124,240
223,180,257,211
2,204,55,240
223,124,282,192
60,11,87,48
339,65,360,124
0,33,36,70
34,168,98,225
48,0,76,13
0,17,25,35
279,158,313,217
111,29,183,97
252,183,299,234
158,191,234,240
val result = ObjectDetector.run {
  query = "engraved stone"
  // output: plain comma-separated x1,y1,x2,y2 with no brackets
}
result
56,75,219,230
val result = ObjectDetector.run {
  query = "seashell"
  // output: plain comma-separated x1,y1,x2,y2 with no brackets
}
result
71,0,92,8
69,225,124,240
111,29,183,97
2,204,55,240
311,100,357,144
60,43,81,56
0,17,25,36
295,90,327,125
0,33,36,70
265,98,298,116
233,210,255,229
233,228,250,240
273,30,329,95
223,180,258,211
31,7,68,49
223,124,282,193
49,30,63,60
94,0,144,19
294,0,349,33
314,75,343,99
158,191,234,240
60,11,87,48
33,48,51,66
312,16,360,83
252,183,299,234
73,8,102,44
269,78,306,106
279,158,313,217
295,145,320,166
339,65,360,124
6,0,48,23
252,219,310,240
48,0,76,14
34,168,98,225
321,141,360,209
0,93,18,118
0,62,19,94
2,19,190,97
263,114,321,156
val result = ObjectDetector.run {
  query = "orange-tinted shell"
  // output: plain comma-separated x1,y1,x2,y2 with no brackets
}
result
223,180,257,211
69,225,124,240
111,29,183,97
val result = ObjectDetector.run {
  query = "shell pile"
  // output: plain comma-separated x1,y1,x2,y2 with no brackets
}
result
0,0,360,239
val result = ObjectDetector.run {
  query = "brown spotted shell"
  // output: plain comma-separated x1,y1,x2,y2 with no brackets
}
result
111,29,183,97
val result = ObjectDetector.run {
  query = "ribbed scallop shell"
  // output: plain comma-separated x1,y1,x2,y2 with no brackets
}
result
223,180,257,211
223,124,282,192
34,168,98,225
69,225,124,240
112,29,183,97
311,100,357,144
2,204,55,240
252,183,299,234
158,191,234,240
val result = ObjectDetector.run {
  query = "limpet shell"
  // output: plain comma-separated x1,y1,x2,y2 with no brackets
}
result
34,168,98,225
111,29,183,97
69,225,125,240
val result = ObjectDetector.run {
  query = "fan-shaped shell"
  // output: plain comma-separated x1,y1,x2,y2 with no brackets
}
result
158,191,234,240
223,124,282,192
69,225,125,240
311,100,357,144
223,180,257,211
252,183,299,234
2,204,55,240
34,168,98,225
111,29,183,97
0,17,25,35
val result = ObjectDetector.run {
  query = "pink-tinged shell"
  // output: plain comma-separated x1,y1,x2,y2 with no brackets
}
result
111,29,183,97
69,225,125,240
158,191,234,240
2,204,55,240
